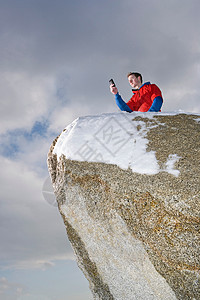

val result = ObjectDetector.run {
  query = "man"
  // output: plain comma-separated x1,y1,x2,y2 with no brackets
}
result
110,72,163,112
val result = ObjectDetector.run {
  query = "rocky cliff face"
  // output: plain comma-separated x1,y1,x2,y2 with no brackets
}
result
48,112,200,300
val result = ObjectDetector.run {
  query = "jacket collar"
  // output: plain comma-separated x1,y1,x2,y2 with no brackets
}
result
132,81,150,92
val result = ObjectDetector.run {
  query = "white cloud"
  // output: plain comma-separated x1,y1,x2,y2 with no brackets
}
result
48,103,92,133
10,255,75,271
18,295,51,300
0,156,74,270
0,71,56,134
0,277,26,300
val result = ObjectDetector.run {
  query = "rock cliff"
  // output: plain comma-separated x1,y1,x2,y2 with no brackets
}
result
47,112,200,300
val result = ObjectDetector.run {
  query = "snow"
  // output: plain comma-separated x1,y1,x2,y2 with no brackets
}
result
53,111,199,176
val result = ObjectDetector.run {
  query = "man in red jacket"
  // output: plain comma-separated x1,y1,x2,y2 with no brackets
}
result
110,72,163,112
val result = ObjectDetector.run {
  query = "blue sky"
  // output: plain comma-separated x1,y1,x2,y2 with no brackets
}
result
0,260,92,300
0,0,200,299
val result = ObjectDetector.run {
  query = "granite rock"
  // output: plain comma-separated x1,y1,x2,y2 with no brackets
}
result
48,113,200,300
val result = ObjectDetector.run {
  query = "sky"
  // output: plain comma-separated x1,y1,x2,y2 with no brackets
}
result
0,0,200,299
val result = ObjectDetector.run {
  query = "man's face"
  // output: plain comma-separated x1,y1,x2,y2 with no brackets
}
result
128,75,140,89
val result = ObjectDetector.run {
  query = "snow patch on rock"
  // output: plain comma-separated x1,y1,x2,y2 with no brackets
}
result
53,112,193,176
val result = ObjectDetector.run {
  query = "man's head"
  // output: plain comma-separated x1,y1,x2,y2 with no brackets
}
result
127,72,143,89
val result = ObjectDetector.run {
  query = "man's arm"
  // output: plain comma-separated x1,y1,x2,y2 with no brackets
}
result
148,84,163,112
110,84,132,113
148,96,163,112
115,93,132,112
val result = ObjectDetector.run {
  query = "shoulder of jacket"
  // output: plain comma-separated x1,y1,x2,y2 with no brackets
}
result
150,83,160,90
140,82,151,89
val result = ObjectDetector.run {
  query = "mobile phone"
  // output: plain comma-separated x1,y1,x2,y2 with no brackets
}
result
109,79,115,86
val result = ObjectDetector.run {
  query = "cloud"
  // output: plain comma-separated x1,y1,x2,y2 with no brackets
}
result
18,295,50,300
0,71,56,134
0,156,74,270
0,277,26,300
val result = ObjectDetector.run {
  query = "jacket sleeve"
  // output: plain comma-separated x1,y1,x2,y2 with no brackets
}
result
115,93,132,112
149,84,163,112
148,96,163,112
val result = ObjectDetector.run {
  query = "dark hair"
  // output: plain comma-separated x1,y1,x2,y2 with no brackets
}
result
127,72,143,83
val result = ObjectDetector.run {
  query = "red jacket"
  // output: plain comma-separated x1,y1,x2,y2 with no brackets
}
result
126,82,163,112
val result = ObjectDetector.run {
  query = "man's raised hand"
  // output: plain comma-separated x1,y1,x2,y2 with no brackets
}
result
110,84,118,95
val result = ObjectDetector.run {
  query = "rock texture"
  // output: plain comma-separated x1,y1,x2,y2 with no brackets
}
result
48,113,200,300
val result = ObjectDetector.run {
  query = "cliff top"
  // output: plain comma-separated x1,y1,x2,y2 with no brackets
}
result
53,111,200,176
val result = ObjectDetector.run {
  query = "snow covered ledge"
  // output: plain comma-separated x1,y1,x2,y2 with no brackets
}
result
53,111,199,176
48,112,200,300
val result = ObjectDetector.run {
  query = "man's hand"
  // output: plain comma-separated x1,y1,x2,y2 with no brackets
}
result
110,84,118,95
